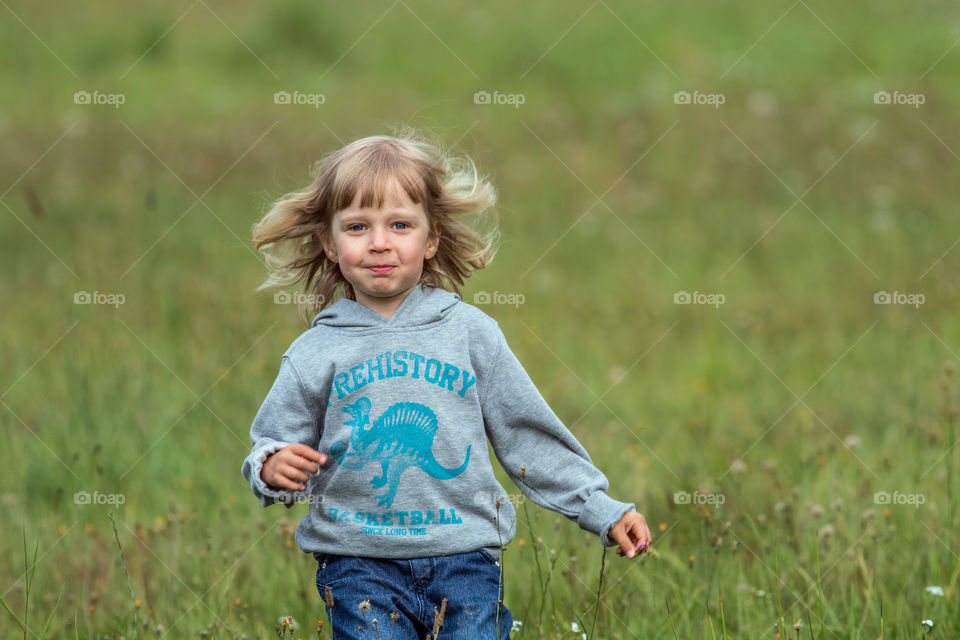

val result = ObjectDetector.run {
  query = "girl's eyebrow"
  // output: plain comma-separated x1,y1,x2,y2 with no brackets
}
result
340,210,419,222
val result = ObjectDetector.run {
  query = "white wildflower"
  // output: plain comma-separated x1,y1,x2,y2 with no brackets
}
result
746,91,778,117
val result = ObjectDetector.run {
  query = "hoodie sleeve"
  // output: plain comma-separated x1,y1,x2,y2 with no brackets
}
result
480,325,636,546
241,355,323,509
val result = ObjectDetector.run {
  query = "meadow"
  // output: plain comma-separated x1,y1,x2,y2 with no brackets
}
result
1,1,959,637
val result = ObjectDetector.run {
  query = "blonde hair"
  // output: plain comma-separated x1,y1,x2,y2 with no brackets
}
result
252,127,500,324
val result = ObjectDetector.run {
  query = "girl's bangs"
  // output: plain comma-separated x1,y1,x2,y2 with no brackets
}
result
330,152,430,213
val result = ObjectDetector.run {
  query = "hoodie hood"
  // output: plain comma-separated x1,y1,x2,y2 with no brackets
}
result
311,284,461,331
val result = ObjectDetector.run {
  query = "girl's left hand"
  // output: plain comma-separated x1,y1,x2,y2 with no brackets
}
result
607,510,652,559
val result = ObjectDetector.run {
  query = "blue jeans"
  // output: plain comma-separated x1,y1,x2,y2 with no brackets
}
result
315,549,513,639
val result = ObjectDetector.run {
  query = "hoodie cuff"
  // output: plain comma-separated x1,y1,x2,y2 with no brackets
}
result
578,491,636,547
249,442,306,509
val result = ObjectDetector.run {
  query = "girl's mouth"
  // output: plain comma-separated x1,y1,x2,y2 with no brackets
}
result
369,266,394,274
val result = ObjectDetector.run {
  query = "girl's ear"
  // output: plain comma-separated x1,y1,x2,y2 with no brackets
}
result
319,231,338,262
425,222,440,260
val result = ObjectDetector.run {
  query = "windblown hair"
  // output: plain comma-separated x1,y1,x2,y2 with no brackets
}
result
252,128,500,324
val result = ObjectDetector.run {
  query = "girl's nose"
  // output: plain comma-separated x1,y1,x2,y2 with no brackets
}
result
369,227,389,250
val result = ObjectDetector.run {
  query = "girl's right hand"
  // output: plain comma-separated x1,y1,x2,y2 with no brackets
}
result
261,443,328,491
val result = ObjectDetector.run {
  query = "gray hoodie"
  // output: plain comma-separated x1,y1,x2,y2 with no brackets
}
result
241,283,635,560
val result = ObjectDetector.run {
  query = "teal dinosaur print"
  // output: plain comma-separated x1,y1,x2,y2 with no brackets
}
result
329,397,471,508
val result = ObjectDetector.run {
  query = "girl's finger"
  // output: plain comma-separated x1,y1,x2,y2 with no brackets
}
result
616,531,643,558
278,477,302,491
281,463,310,484
294,458,319,474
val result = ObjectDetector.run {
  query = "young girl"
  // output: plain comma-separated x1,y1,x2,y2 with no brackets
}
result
242,129,652,639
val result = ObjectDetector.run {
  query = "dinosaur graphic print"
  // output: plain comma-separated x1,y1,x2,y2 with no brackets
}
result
329,397,471,508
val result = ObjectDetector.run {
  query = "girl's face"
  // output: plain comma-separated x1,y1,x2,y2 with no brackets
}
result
322,178,439,318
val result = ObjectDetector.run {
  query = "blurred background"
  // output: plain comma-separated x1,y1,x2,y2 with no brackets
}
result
1,1,959,637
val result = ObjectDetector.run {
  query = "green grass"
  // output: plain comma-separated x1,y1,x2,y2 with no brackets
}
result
2,0,959,637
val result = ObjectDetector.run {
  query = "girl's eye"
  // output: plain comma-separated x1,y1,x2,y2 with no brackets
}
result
394,222,408,230
348,224,365,232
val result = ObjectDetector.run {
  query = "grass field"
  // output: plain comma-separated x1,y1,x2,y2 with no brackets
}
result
2,1,960,638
